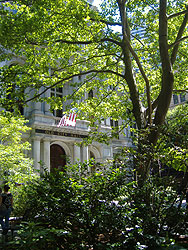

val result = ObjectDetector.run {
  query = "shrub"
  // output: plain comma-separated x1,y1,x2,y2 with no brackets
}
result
8,164,188,250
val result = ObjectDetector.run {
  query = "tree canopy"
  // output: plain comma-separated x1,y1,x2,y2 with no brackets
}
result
0,111,38,184
0,0,187,179
162,103,188,173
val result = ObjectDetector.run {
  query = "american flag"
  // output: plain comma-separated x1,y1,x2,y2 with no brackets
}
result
57,108,78,127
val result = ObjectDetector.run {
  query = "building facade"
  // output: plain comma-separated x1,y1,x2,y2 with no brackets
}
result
22,82,133,173
170,93,188,108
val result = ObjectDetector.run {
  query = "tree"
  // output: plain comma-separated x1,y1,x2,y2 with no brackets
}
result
166,103,188,151
162,103,188,189
0,111,38,184
8,168,188,249
0,0,187,182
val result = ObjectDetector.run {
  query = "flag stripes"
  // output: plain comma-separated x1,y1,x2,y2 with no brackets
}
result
57,108,78,127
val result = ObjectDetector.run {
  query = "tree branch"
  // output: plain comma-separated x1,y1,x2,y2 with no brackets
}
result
122,33,152,124
131,34,145,46
173,89,188,93
25,69,124,103
90,17,122,27
55,38,122,47
118,0,143,129
117,1,152,124
69,73,99,99
26,37,122,48
170,6,188,65
93,83,119,109
145,95,160,119
169,36,188,49
151,0,174,144
51,52,121,75
168,8,188,19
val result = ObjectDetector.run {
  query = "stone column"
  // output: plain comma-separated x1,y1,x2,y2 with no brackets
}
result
43,139,51,172
33,88,43,114
82,145,88,162
34,101,42,114
24,88,34,118
106,117,111,126
44,88,52,116
33,138,41,171
74,144,81,163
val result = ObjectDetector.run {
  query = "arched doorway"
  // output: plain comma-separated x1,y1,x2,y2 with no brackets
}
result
89,151,97,173
50,144,66,172
90,151,95,160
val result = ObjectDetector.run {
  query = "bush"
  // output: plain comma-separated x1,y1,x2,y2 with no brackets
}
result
8,164,188,250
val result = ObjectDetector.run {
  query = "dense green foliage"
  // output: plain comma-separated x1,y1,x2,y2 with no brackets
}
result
0,0,186,127
7,166,188,250
0,0,187,180
166,103,188,150
160,103,188,172
0,3,187,249
0,111,38,185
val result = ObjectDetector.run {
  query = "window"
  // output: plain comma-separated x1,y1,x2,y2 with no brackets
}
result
110,119,119,138
110,119,118,128
130,123,137,137
180,93,186,103
51,87,63,117
78,75,82,81
173,94,179,105
88,89,94,98
124,127,129,137
2,64,24,114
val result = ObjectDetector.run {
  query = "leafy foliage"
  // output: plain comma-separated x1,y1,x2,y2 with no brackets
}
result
0,0,188,180
152,103,188,173
0,1,187,127
166,103,188,149
0,111,38,185
9,164,188,249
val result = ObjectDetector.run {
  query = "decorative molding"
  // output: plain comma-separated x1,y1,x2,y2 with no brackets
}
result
35,128,88,139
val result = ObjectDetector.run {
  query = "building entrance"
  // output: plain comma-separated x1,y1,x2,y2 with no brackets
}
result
50,144,66,172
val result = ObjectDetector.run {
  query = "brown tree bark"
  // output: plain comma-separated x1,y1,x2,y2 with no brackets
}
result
117,0,143,130
150,0,174,145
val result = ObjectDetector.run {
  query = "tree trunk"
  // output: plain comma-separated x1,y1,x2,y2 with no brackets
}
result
137,0,175,184
118,0,143,130
151,0,174,144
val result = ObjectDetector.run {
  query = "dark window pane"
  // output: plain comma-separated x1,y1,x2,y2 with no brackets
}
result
115,121,118,127
88,90,93,98
180,93,185,103
110,119,113,127
173,94,179,104
56,109,63,118
57,87,63,93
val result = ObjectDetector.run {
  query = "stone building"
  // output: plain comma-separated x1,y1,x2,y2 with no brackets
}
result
170,93,188,108
23,82,133,173
0,0,134,174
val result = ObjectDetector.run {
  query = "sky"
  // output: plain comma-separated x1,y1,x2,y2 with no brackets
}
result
93,0,122,33
93,0,102,7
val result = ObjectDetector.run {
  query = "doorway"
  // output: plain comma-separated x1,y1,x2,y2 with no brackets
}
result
50,144,66,172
